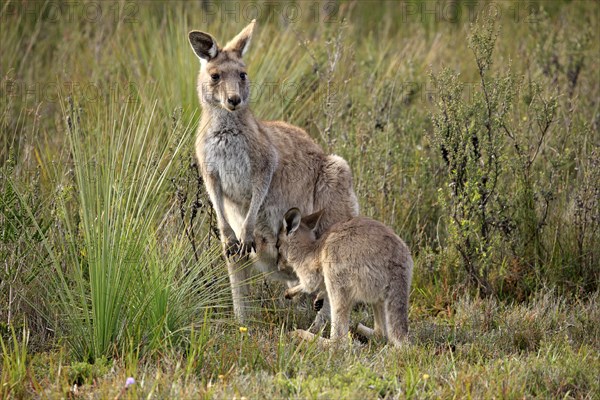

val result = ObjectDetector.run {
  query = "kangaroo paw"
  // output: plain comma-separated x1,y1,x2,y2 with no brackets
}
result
224,239,240,258
238,240,256,257
313,297,324,312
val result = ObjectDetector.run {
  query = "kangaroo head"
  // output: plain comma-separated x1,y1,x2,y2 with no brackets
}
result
276,208,324,270
189,20,255,112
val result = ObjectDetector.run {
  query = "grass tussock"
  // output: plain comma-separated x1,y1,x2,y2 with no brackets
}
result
1,0,599,398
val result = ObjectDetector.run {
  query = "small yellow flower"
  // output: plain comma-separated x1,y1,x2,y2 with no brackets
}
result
218,374,225,380
239,326,248,333
422,373,430,380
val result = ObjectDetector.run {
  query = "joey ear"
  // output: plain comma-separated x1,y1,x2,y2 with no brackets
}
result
302,209,324,232
223,19,256,57
188,31,219,61
283,208,302,235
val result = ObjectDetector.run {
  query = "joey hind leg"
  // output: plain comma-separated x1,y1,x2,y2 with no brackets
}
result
356,323,376,338
373,302,387,338
353,302,386,343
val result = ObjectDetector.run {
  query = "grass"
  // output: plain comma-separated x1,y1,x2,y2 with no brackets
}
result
7,290,599,398
1,0,599,398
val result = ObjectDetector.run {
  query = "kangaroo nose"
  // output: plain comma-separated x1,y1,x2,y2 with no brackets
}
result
227,95,241,106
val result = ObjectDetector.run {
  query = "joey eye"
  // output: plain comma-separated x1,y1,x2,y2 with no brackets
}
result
240,72,247,81
210,73,220,81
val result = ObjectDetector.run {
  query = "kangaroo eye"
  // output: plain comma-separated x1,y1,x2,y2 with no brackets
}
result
210,73,220,81
240,72,247,81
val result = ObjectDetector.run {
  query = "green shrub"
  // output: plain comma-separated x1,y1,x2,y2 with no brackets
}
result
429,11,597,297
68,357,111,386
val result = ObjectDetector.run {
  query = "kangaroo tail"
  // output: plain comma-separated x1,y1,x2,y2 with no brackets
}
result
385,251,414,347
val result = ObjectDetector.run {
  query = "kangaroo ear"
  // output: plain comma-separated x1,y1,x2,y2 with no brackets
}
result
223,19,256,57
302,209,324,232
189,31,219,61
283,208,302,235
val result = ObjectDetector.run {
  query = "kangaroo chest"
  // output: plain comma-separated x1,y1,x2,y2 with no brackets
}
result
202,130,252,204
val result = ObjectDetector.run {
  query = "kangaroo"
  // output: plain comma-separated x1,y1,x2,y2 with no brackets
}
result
277,208,413,347
188,20,359,323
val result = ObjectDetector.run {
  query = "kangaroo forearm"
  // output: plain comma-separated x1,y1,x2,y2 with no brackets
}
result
241,164,274,236
243,190,266,229
204,174,233,236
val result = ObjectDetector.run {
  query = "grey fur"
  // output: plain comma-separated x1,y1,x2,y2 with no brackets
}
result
189,21,359,323
278,209,413,347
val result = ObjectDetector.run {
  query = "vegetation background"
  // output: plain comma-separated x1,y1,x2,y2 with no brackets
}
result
1,0,599,398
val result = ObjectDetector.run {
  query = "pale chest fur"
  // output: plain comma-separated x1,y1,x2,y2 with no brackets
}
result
199,129,253,204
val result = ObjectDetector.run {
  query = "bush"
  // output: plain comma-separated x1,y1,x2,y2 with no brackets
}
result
428,11,597,298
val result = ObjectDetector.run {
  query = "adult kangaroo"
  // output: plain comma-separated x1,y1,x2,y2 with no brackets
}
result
188,20,359,323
